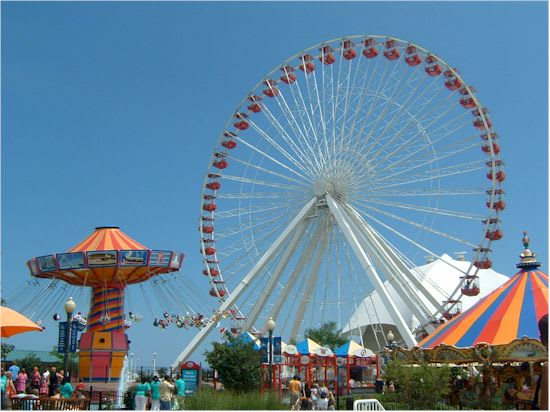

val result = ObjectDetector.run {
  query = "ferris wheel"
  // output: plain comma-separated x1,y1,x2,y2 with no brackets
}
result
173,35,504,365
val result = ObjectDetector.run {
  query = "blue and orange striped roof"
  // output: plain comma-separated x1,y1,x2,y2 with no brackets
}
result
68,227,147,252
418,268,548,348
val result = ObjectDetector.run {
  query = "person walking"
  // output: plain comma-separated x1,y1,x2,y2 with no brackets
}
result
159,375,174,410
175,374,186,410
39,370,49,396
150,375,161,410
289,375,301,408
134,377,151,411
8,363,19,383
5,372,17,410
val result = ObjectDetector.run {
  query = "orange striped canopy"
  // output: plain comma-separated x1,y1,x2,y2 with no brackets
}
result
27,227,183,287
69,227,147,252
418,268,548,348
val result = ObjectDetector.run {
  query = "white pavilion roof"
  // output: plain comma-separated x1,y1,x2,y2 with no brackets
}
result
342,253,509,335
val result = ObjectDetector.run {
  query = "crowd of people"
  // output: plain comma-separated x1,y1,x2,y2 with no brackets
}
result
131,374,186,410
288,375,336,410
0,362,87,409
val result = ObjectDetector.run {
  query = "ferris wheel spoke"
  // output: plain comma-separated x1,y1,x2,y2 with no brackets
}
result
220,174,302,191
233,129,314,182
371,159,486,190
360,197,483,220
375,130,479,174
358,202,478,247
373,141,481,184
272,87,325,174
224,155,309,186
255,99,321,176
365,187,486,197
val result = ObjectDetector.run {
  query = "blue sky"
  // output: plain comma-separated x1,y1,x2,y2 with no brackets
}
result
2,1,548,368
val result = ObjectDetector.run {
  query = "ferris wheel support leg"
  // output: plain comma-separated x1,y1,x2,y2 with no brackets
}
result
245,220,310,331
171,198,318,369
349,218,435,332
269,218,329,323
326,195,417,348
290,227,330,341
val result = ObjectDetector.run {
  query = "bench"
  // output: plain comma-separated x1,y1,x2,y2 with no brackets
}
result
10,396,90,410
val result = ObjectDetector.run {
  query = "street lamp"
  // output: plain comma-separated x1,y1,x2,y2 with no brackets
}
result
129,353,135,378
63,297,76,380
265,317,276,390
153,352,157,375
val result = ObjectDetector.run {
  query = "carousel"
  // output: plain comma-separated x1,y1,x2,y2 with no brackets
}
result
388,232,548,409
26,227,185,382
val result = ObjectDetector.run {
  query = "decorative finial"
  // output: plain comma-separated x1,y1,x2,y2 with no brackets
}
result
517,231,541,269
522,231,529,249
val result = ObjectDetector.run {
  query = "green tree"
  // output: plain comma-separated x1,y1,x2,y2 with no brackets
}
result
304,321,347,349
48,346,79,373
384,360,452,410
1,343,15,360
204,333,261,393
16,353,42,377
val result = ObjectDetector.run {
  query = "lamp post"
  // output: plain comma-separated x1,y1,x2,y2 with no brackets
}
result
153,352,157,375
63,297,76,380
129,353,134,378
265,317,276,390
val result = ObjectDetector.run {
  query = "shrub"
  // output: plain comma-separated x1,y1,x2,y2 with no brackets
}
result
186,387,283,410
383,360,452,410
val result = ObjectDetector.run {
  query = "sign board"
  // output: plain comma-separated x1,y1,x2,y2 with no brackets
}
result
260,337,268,363
180,361,200,396
57,321,78,353
284,344,298,355
315,347,333,357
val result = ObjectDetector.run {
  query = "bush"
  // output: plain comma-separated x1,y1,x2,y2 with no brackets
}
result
204,333,261,393
383,360,452,410
186,387,284,410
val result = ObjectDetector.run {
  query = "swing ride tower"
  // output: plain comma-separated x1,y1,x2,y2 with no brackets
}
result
26,227,184,382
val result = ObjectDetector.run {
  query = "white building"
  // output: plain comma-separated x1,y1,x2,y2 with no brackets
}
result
342,253,509,351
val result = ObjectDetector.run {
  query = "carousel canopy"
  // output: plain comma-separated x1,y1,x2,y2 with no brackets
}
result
419,234,548,349
296,338,321,355
68,226,147,251
334,340,374,357
26,227,184,286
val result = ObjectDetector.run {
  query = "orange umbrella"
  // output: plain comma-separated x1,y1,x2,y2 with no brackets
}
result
0,306,42,337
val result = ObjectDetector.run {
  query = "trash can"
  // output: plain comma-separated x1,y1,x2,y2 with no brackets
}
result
346,396,354,410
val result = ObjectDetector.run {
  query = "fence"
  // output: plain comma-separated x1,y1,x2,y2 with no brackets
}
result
353,399,386,411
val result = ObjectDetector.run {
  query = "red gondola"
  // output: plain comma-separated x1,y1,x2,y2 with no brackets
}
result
209,288,226,297
201,225,214,234
474,259,492,269
425,55,442,76
203,268,220,276
404,45,422,66
213,159,228,169
263,79,279,97
444,70,462,90
481,142,500,154
342,40,357,60
486,200,505,211
205,173,221,190
462,284,480,296
234,120,249,130
203,247,216,256
280,66,297,84
486,229,503,241
383,39,400,60
299,54,315,73
486,170,505,182
319,45,336,64
473,117,492,130
442,300,462,320
203,203,216,212
363,38,378,59
460,96,476,109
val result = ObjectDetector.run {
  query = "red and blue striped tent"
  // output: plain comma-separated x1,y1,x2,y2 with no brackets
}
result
418,268,548,348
